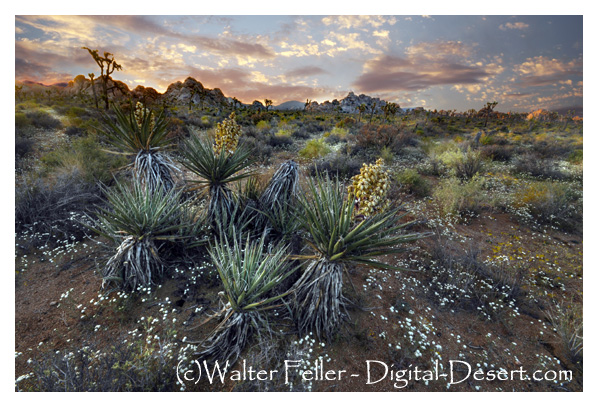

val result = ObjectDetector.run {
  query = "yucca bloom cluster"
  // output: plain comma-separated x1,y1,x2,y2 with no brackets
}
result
214,112,241,155
134,102,155,131
347,158,390,217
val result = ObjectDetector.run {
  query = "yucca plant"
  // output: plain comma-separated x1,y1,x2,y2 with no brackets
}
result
180,133,255,226
259,160,300,211
98,102,177,191
292,175,427,339
254,160,301,242
196,233,300,364
90,179,202,291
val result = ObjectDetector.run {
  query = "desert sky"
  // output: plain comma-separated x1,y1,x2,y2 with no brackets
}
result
15,14,582,112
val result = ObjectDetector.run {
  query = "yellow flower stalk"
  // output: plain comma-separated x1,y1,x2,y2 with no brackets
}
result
134,101,155,132
348,158,390,217
214,112,241,155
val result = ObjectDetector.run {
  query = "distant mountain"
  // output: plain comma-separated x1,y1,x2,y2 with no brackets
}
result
274,100,305,111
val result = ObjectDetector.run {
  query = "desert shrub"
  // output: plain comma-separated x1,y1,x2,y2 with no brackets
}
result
24,340,178,391
355,124,395,149
395,168,431,197
299,138,331,159
275,126,296,137
439,147,484,180
420,153,446,177
267,134,294,148
330,126,349,138
355,124,418,154
15,112,32,128
63,106,95,127
309,153,362,179
239,135,273,163
479,144,514,162
15,137,34,160
65,125,85,137
567,149,583,164
25,110,62,129
41,135,127,184
256,120,270,130
511,180,581,229
15,169,102,242
335,117,356,129
180,115,211,129
532,138,576,159
291,128,310,140
250,112,273,125
303,121,327,134
513,154,567,180
380,146,394,164
433,176,488,216
425,237,524,320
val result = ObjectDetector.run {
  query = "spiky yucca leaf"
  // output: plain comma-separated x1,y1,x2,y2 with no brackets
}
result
298,175,424,269
97,103,177,191
197,233,299,364
259,160,299,211
180,133,255,223
210,233,298,312
292,175,428,338
90,180,201,291
293,259,346,340
99,103,171,153
181,133,255,190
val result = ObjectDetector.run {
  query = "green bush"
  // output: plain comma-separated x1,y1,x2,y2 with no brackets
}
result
512,180,581,229
380,146,394,164
433,176,488,215
41,135,127,184
15,112,32,128
395,169,431,197
26,110,62,129
439,147,484,180
567,149,583,164
299,138,331,159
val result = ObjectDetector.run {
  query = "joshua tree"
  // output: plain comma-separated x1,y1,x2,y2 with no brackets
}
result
383,102,400,123
305,99,312,111
82,47,123,110
368,102,378,124
87,73,99,109
480,101,498,128
264,98,273,111
357,103,366,123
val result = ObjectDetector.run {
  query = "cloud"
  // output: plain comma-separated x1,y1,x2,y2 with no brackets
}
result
405,41,474,61
499,22,529,31
353,45,491,93
321,15,397,30
17,15,276,60
285,66,328,78
514,56,582,87
15,40,90,83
